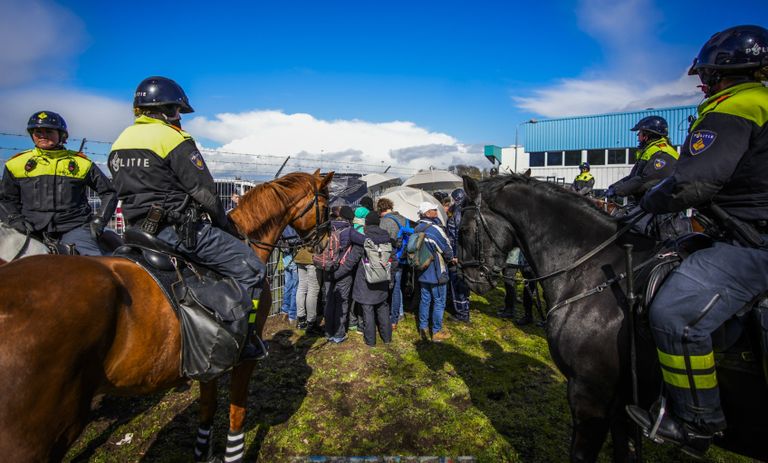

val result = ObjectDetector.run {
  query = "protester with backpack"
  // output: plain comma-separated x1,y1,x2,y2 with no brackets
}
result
377,198,413,330
413,201,455,342
347,213,394,347
319,205,356,343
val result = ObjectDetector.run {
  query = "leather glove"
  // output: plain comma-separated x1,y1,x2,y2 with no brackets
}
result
8,215,33,234
89,217,105,240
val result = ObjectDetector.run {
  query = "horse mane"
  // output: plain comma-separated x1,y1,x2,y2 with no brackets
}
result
480,173,616,223
233,172,317,236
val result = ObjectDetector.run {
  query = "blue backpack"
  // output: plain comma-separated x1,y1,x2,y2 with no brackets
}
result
383,213,414,264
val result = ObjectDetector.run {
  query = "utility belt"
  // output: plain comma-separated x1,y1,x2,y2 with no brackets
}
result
708,204,768,249
140,202,201,248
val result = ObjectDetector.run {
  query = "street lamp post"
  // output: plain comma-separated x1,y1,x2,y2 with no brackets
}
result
514,119,537,173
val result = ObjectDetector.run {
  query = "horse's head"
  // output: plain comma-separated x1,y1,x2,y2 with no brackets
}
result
286,169,334,240
457,175,518,294
229,170,334,257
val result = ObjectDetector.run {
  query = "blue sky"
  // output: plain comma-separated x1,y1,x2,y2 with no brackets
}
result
0,0,766,177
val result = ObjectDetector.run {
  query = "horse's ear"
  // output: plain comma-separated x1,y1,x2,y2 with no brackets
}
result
312,168,321,176
320,170,334,189
523,168,531,178
463,175,480,203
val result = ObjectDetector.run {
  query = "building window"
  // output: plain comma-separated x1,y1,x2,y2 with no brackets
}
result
587,149,605,165
529,152,545,167
608,149,627,164
564,150,582,166
547,151,563,166
628,149,637,164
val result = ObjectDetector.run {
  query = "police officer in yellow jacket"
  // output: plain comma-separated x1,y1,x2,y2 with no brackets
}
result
607,116,679,201
0,111,117,255
108,76,266,359
571,162,595,196
627,25,768,456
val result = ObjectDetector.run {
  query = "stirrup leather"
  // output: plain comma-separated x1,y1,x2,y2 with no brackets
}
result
647,396,667,443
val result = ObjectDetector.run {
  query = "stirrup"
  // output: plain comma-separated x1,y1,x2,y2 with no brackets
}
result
647,396,667,444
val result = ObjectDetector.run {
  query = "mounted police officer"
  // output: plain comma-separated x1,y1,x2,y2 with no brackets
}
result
107,76,266,360
627,25,768,457
607,115,679,202
571,162,595,196
0,111,117,255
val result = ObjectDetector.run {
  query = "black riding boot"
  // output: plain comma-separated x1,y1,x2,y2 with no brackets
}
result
627,397,724,459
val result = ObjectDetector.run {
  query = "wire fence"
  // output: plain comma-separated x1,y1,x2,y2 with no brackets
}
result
0,131,419,180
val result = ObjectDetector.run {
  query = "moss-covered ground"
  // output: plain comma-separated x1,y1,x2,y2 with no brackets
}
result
64,286,748,462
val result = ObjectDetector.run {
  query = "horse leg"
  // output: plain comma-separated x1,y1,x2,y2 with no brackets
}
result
222,361,257,463
195,380,218,463
568,379,613,463
221,285,268,462
609,415,635,463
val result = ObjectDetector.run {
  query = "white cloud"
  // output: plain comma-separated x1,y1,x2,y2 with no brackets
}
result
515,74,701,118
0,0,86,87
187,110,484,176
516,0,701,117
0,87,132,142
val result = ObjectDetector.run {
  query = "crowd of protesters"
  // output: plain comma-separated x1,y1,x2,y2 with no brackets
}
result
268,189,541,347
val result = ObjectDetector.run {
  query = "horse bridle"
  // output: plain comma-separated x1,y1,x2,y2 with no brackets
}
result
244,179,330,252
458,199,509,287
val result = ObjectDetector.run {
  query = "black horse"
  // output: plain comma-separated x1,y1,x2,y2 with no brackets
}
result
457,174,768,462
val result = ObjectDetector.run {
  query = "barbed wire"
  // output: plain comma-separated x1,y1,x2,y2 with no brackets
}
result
0,131,419,175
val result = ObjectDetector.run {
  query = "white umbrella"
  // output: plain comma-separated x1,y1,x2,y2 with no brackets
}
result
380,186,447,225
360,173,402,197
402,169,462,193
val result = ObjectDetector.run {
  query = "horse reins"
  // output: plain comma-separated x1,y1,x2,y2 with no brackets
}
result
525,210,648,284
461,196,654,319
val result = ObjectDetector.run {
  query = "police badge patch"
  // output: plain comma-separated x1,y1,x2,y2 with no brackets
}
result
653,159,666,170
189,151,205,170
689,130,717,155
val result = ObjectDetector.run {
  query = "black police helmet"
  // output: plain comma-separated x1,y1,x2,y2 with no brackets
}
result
450,188,466,203
631,116,668,137
688,25,768,76
579,162,590,171
27,111,68,138
134,76,194,113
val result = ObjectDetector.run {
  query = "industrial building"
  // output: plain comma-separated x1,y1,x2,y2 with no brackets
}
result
500,105,698,190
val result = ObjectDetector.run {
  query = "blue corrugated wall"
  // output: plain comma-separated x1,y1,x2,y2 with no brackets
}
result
524,105,698,152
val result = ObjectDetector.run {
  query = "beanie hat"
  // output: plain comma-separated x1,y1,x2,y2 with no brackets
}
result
340,205,355,221
360,196,374,210
365,213,381,226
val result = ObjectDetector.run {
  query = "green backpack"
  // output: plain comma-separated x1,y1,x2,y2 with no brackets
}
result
406,226,434,271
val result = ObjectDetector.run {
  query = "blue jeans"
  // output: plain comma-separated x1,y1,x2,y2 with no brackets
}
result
650,239,768,426
419,282,447,333
61,224,103,256
156,222,265,297
390,267,403,324
282,254,298,320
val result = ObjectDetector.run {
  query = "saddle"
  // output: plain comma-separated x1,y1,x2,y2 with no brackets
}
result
114,228,250,382
635,232,768,383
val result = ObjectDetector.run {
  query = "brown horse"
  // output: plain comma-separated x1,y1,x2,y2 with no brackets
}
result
0,170,333,463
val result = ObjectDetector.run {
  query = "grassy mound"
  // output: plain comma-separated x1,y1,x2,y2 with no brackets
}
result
65,287,745,462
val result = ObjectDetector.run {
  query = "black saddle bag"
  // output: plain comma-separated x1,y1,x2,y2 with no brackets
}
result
171,274,250,382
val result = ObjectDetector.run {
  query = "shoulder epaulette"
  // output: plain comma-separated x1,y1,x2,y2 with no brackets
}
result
74,151,89,159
